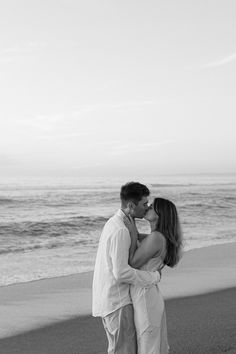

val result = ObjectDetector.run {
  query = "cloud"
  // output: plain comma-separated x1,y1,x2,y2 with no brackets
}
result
16,98,169,132
1,40,83,58
19,101,162,130
74,100,168,115
108,140,173,156
23,114,64,131
36,132,91,140
203,53,236,68
1,42,48,57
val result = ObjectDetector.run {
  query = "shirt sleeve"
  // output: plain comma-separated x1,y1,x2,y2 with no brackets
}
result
109,228,160,286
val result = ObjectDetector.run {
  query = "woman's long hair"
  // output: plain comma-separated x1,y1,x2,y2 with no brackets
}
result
153,197,183,267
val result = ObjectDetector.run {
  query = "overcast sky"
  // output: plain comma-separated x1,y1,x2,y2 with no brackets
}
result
1,0,235,177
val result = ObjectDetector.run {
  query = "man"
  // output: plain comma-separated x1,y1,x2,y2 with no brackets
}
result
92,182,161,354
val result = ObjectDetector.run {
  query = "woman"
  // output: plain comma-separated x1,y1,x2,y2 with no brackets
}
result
124,197,183,354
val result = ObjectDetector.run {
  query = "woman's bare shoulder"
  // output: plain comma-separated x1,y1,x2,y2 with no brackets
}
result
149,231,166,246
150,230,164,238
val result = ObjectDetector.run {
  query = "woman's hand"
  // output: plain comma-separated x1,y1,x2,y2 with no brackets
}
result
123,215,138,238
124,216,138,264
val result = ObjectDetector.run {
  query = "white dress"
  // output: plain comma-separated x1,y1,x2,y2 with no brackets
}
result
130,243,169,354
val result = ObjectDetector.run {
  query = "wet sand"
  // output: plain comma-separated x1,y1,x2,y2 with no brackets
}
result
0,242,236,353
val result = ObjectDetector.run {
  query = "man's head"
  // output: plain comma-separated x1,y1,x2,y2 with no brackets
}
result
120,182,150,218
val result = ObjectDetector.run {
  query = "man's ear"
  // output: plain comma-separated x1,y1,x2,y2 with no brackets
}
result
127,202,132,213
127,201,135,212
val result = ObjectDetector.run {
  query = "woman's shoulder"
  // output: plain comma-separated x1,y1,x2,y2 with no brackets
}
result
149,231,166,248
150,230,165,239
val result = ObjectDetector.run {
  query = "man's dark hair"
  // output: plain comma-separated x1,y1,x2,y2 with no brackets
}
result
120,182,150,205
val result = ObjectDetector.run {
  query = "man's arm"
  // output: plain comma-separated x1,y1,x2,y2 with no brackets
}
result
109,228,160,287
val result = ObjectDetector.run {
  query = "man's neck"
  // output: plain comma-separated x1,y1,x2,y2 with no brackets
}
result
120,208,130,217
120,208,135,220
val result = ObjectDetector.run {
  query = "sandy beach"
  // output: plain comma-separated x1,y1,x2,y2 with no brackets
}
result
0,242,236,353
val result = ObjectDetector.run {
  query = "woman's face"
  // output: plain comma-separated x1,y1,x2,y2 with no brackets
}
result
144,203,159,223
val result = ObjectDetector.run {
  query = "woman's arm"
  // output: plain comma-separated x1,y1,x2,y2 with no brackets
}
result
123,216,138,261
123,217,164,269
138,233,148,242
130,231,164,269
129,228,138,262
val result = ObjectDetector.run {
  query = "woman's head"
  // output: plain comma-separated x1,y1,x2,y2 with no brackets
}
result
145,197,183,267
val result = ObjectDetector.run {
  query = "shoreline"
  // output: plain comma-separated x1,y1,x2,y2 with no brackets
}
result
1,239,235,290
0,242,236,340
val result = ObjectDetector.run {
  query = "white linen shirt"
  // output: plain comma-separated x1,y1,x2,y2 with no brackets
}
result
92,209,160,318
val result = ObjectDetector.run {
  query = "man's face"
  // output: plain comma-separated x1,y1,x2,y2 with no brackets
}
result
132,196,149,219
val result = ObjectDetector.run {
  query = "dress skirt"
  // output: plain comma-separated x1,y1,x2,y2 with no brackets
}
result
130,284,169,354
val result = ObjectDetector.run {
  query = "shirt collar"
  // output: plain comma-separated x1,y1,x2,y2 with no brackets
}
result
116,208,127,218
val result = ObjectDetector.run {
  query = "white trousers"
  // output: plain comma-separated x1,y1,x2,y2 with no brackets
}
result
102,304,137,354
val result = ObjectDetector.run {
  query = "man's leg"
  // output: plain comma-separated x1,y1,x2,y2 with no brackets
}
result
102,304,137,354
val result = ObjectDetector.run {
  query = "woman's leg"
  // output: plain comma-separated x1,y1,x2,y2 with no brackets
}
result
133,286,169,354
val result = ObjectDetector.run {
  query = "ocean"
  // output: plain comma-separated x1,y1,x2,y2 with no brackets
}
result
0,174,235,287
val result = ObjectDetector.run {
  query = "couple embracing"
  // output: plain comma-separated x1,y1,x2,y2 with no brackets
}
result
92,182,182,354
